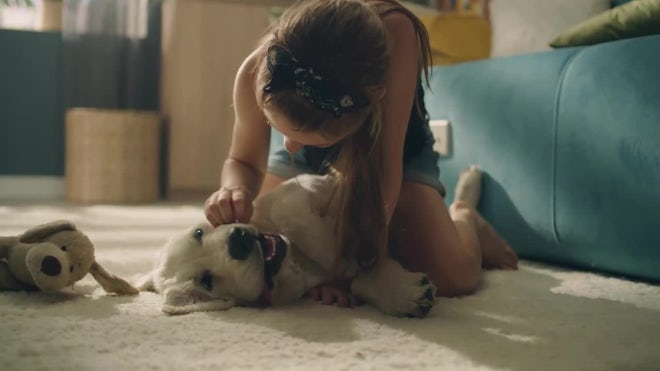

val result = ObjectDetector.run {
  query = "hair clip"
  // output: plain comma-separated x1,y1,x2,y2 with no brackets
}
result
263,46,369,117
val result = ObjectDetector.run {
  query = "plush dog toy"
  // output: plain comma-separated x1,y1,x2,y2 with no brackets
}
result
0,220,138,295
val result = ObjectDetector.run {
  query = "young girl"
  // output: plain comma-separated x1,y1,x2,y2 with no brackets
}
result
204,0,518,306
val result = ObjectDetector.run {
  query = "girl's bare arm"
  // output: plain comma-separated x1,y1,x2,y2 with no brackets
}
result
206,49,271,224
380,12,422,222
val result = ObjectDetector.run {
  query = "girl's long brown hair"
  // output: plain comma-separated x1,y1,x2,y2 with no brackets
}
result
257,0,432,273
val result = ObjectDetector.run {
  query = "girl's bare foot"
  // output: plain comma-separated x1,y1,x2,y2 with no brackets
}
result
452,165,518,270
474,211,518,270
454,165,482,208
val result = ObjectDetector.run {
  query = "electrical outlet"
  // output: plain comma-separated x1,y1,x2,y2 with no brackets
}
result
429,120,451,156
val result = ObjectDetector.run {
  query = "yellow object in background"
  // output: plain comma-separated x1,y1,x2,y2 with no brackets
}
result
420,0,491,65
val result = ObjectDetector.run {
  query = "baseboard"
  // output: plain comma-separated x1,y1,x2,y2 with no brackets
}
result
0,176,65,200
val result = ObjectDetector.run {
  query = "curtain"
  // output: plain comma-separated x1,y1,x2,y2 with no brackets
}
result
62,0,161,110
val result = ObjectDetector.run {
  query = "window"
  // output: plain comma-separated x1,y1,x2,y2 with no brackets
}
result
0,0,37,30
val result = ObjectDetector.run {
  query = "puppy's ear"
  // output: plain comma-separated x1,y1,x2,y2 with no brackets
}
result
160,282,235,315
134,271,156,292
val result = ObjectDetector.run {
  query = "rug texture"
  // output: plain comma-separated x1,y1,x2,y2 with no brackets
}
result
0,202,659,371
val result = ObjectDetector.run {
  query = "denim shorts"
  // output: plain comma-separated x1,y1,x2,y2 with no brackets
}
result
267,128,446,197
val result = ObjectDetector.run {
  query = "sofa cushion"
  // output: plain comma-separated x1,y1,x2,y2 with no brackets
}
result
425,47,582,262
553,35,660,281
550,0,660,48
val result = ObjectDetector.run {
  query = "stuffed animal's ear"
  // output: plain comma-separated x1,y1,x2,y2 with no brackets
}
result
0,236,18,258
0,261,30,290
161,282,235,315
20,220,77,243
89,261,139,296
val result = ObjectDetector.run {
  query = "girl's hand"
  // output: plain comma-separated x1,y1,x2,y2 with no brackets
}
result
204,185,253,226
306,281,362,308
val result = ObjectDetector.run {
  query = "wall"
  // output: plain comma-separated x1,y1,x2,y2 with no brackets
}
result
0,30,63,177
161,0,270,194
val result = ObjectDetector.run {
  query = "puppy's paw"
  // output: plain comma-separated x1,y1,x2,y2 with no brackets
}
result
403,274,436,318
352,259,437,318
389,272,436,318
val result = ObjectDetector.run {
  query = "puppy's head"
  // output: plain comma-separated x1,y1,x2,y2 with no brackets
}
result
137,222,289,315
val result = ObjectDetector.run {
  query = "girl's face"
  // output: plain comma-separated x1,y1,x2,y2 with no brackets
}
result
263,108,351,153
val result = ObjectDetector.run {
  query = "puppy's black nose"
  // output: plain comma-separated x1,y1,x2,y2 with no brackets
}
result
41,256,62,276
228,227,255,261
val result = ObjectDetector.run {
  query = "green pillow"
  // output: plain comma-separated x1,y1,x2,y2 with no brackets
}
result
550,0,660,48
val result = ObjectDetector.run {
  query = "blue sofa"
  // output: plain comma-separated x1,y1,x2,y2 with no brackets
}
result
424,35,660,282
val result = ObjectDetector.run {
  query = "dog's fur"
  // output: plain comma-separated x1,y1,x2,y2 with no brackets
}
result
137,174,436,317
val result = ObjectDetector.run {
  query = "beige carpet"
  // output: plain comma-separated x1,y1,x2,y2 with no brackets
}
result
1,202,659,371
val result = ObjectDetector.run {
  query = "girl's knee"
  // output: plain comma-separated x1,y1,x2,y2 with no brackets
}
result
449,271,480,296
432,261,480,297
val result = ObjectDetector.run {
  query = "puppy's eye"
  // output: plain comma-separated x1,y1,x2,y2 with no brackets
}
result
193,228,204,242
60,245,68,251
200,271,213,291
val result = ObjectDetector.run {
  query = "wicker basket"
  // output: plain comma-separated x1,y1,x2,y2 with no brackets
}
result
65,108,162,203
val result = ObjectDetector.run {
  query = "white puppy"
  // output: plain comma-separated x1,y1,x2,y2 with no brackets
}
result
137,174,436,317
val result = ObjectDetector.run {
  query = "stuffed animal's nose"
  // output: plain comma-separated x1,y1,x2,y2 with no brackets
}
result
228,227,256,261
41,256,62,276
